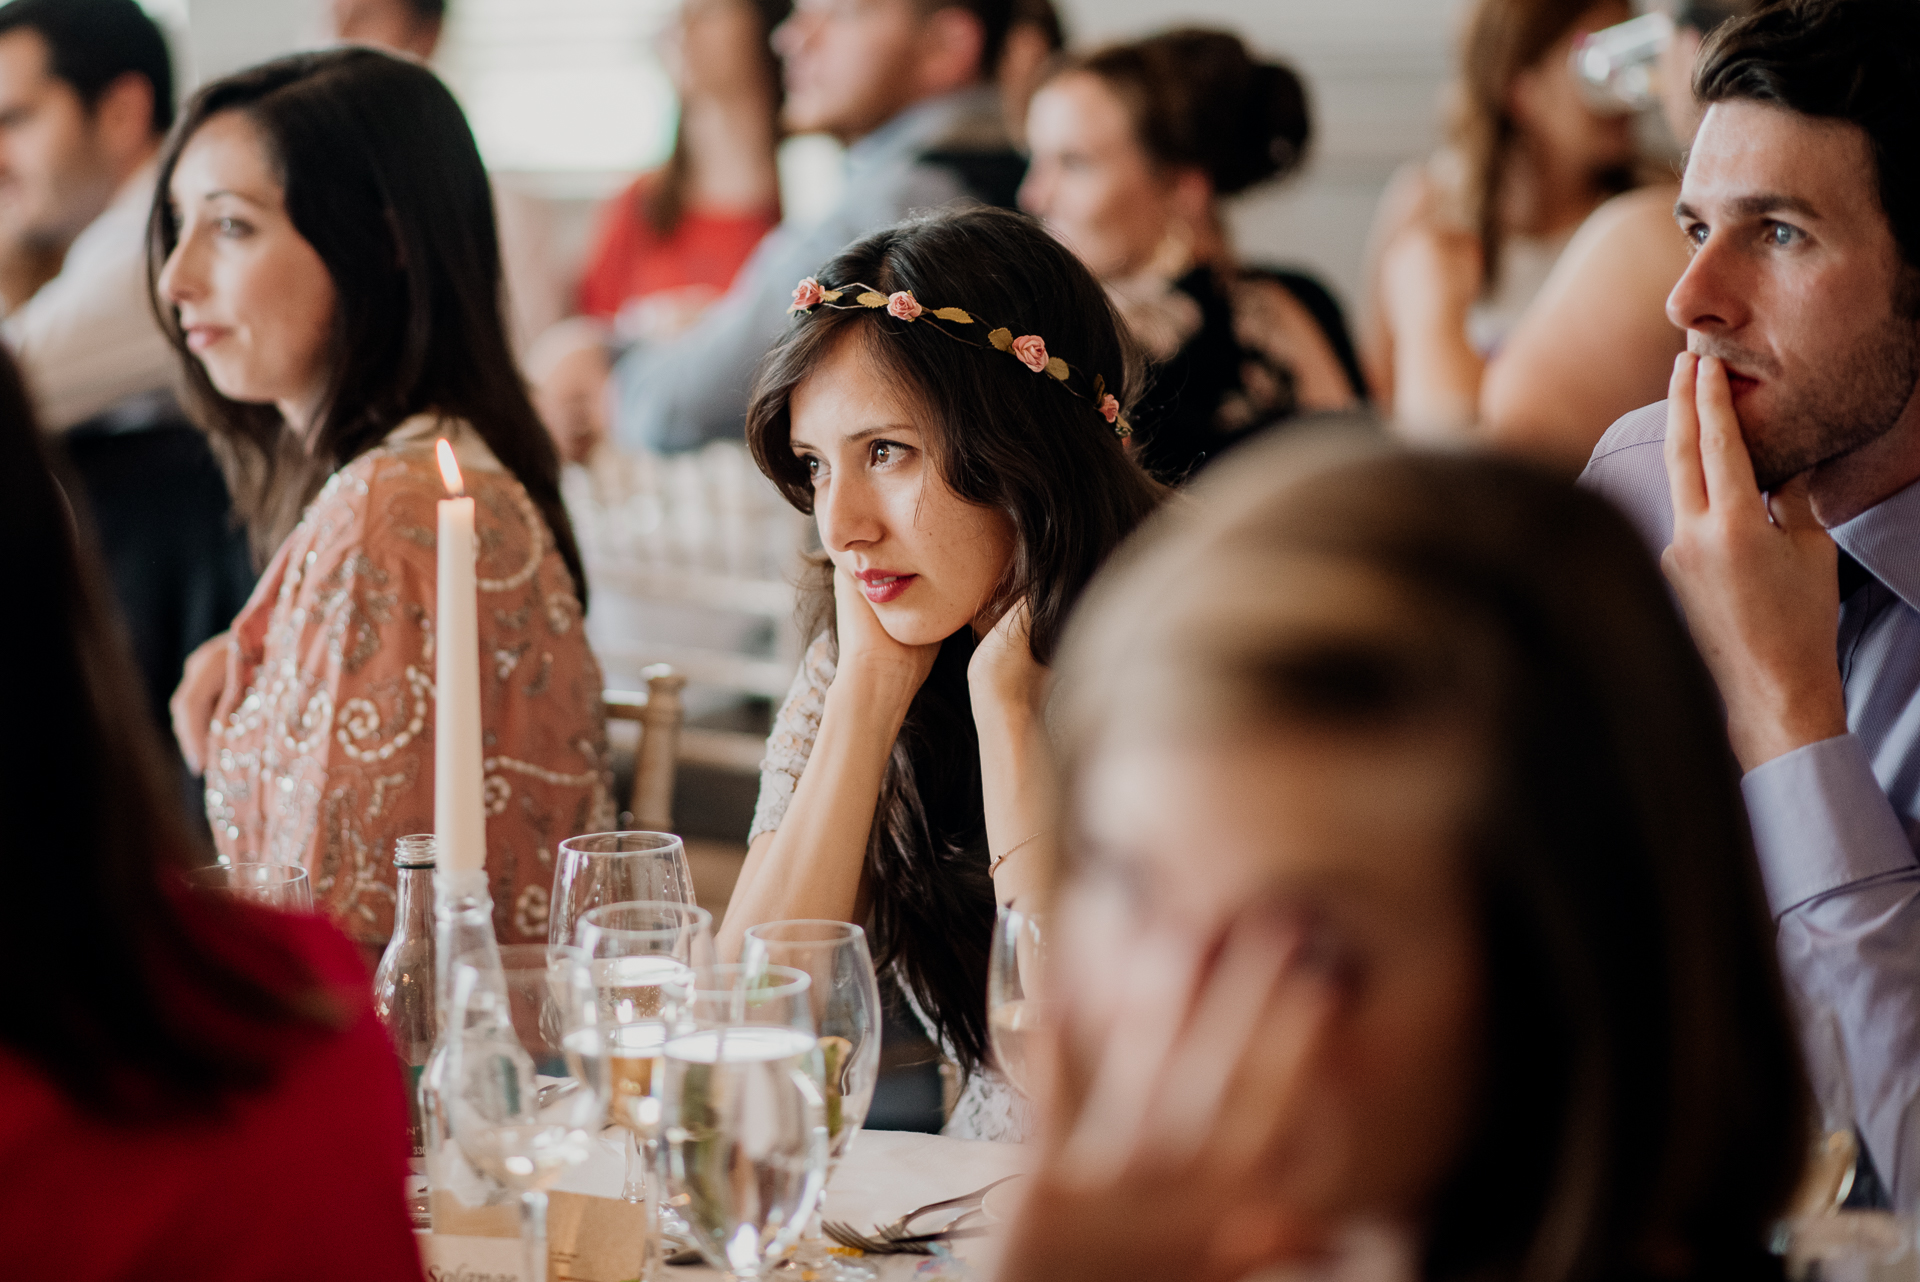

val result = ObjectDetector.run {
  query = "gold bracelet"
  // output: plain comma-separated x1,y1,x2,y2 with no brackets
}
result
989,830,1048,877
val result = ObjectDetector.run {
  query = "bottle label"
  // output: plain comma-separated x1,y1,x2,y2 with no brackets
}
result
406,1062,426,1157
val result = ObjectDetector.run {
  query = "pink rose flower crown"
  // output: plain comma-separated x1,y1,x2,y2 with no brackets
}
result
786,277,1133,438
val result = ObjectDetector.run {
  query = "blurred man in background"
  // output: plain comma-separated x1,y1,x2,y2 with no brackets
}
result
612,0,1022,454
0,0,253,811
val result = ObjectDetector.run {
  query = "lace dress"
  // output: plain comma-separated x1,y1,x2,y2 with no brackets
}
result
749,634,1034,1143
205,417,615,949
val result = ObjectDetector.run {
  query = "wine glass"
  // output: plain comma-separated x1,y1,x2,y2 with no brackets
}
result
187,862,314,911
658,964,830,1281
741,921,882,1282
550,832,696,948
444,944,607,1282
988,903,1054,1097
575,900,715,1266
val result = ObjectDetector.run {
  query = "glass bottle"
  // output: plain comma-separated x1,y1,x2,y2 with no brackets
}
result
419,862,513,1230
372,834,437,1229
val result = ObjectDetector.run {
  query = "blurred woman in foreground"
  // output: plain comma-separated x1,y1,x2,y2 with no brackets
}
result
159,50,613,958
1006,434,1808,1282
0,350,418,1280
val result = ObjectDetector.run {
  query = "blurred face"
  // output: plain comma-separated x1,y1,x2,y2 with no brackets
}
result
329,0,442,61
1068,643,1486,1233
1506,1,1637,179
1668,101,1920,490
665,0,772,101
158,112,339,433
789,331,1017,644
1020,72,1193,281
0,30,117,250
773,0,924,139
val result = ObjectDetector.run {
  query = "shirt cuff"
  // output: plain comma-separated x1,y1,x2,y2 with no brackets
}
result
1742,732,1919,918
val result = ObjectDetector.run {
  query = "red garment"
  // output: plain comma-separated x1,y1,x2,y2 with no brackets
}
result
0,908,423,1281
575,173,776,320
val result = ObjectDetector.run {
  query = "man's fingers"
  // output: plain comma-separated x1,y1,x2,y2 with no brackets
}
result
1766,474,1825,535
1694,355,1765,514
1665,353,1707,519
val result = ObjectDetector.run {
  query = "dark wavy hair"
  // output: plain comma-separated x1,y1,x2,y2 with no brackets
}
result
146,48,585,604
1696,0,1920,281
1057,433,1808,1282
1,347,341,1119
746,207,1165,1071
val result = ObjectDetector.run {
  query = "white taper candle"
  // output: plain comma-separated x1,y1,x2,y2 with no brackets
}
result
434,438,486,874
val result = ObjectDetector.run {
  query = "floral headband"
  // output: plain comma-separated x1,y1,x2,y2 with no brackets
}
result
788,277,1132,438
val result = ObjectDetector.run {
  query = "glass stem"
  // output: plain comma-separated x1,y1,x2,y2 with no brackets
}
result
621,1128,642,1203
520,1189,549,1282
641,1135,666,1282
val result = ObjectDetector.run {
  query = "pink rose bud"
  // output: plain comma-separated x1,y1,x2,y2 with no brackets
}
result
886,290,923,321
1011,334,1048,372
1099,393,1120,423
791,277,824,310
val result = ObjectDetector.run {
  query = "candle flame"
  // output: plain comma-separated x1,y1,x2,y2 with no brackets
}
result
435,438,465,496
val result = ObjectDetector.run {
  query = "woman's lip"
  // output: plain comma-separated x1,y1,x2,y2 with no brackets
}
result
858,571,916,604
183,325,229,354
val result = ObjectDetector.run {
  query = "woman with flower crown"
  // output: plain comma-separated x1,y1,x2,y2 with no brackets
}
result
724,206,1164,1140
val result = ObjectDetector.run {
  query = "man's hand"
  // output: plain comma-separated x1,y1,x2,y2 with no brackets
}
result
1662,352,1847,769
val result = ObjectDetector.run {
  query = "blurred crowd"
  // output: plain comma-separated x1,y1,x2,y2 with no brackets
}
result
7,0,1920,1278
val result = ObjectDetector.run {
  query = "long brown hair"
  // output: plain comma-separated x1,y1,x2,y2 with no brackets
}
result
1056,432,1808,1281
1,347,339,1118
147,48,586,605
1448,0,1634,293
746,207,1164,1071
644,0,792,236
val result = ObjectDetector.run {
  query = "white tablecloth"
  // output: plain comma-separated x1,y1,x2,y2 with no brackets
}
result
550,1128,1035,1279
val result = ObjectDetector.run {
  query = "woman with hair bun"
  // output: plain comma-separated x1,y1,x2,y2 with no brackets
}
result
1020,28,1365,482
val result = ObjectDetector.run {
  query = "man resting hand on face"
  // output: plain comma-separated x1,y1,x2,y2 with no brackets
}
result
1581,0,1920,1209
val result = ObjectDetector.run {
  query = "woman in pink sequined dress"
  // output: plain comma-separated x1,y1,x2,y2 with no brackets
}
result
156,50,613,959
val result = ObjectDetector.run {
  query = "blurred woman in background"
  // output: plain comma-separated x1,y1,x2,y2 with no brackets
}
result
1363,0,1641,437
1480,0,1752,471
159,49,613,961
0,347,419,1280
532,0,790,468
1020,29,1364,483
1008,433,1809,1282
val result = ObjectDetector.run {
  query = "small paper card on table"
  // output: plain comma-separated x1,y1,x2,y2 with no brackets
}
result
419,1191,646,1282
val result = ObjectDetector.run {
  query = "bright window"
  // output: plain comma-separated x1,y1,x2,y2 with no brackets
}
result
435,0,681,174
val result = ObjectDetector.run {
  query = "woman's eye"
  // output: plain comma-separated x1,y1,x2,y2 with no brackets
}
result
215,217,252,238
870,440,909,466
800,454,822,480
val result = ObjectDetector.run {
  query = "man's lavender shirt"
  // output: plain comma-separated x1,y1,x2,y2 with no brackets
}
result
1583,401,1920,1204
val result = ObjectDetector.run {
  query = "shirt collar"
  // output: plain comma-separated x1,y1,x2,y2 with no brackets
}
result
1832,475,1920,613
845,85,1004,176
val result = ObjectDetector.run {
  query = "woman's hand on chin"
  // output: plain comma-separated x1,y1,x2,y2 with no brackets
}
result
832,563,938,702
969,598,1048,719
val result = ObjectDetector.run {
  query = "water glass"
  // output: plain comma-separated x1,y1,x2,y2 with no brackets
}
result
741,922,882,1282
445,945,607,1282
550,832,695,947
187,862,314,912
659,965,829,1280
988,904,1054,1097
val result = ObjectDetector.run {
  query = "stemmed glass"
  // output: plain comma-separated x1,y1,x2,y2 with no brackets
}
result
444,944,607,1282
741,921,882,1282
575,901,715,1272
550,832,696,947
658,964,830,1281
988,904,1053,1097
186,863,314,912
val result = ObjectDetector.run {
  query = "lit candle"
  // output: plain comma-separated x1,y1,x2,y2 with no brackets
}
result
434,438,486,874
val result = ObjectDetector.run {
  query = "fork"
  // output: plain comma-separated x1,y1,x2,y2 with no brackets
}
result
823,1172,1019,1251
821,1208,987,1256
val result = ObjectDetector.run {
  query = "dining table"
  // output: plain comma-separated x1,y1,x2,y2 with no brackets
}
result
420,1128,1035,1282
